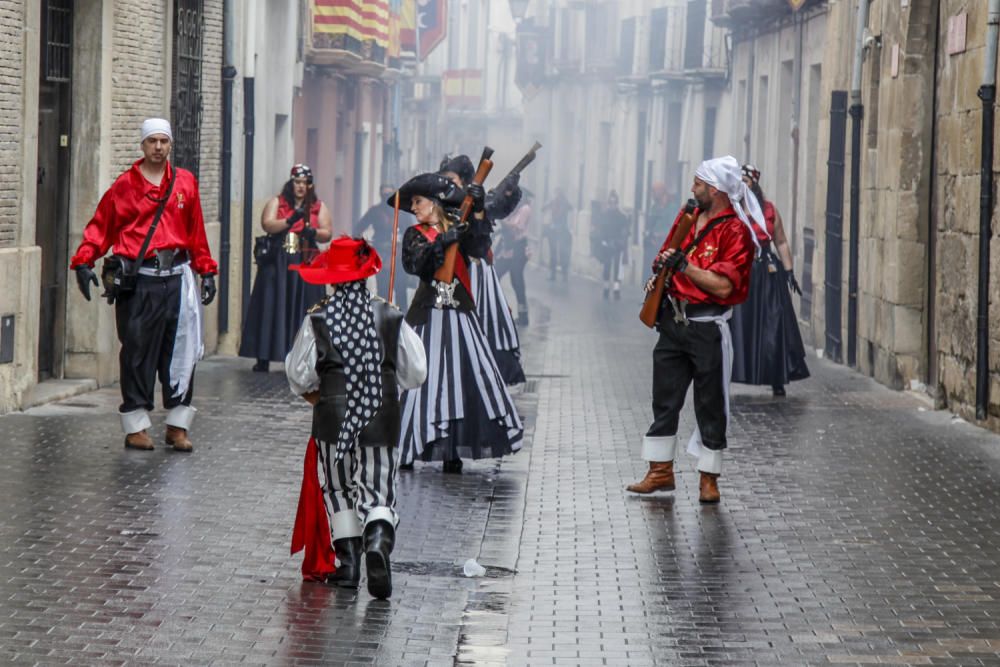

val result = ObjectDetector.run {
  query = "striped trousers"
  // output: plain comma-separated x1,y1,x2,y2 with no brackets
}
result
315,440,398,539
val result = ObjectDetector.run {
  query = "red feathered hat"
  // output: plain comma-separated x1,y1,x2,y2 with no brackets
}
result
289,236,382,285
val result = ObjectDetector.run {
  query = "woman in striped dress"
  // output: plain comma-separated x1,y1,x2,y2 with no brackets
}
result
393,172,523,474
440,155,526,386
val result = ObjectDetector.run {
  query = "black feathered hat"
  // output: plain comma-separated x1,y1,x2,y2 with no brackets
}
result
388,172,466,211
438,154,475,185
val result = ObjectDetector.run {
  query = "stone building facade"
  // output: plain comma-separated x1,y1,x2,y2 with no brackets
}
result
713,0,1000,430
0,0,225,414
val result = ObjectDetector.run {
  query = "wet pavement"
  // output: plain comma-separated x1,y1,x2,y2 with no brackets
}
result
3,267,1000,666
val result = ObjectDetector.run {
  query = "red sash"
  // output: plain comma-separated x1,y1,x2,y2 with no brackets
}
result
290,437,335,581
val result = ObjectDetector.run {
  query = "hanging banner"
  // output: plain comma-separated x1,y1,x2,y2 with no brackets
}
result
401,0,447,61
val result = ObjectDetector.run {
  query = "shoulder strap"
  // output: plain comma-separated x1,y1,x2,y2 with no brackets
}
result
681,214,735,256
129,168,177,276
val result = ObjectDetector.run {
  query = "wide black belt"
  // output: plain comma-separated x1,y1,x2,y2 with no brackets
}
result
139,249,189,270
662,299,729,321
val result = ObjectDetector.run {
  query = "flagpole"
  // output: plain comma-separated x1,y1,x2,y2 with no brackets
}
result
388,191,401,304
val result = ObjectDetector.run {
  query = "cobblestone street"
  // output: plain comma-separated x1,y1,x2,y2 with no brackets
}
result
4,268,1000,666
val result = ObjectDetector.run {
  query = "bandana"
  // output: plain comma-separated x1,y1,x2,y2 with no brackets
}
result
291,163,314,183
140,118,172,143
695,155,768,245
325,281,382,460
741,163,761,184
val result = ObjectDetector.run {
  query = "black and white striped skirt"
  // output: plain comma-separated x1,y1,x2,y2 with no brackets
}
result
469,259,525,385
398,307,523,463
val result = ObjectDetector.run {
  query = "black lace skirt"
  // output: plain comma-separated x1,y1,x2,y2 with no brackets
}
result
238,248,326,362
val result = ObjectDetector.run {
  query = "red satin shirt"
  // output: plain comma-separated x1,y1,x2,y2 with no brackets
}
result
658,206,755,306
70,159,218,275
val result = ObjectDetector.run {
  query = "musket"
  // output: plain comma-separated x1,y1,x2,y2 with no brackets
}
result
388,191,401,304
500,141,542,182
638,199,698,329
434,146,495,285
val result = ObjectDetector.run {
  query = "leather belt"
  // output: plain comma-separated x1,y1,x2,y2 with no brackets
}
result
140,249,189,270
663,299,728,324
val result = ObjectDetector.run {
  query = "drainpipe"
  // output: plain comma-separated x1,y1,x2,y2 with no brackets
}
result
847,0,870,368
744,45,755,160
219,0,236,333
790,13,804,259
240,1,257,322
976,0,1000,420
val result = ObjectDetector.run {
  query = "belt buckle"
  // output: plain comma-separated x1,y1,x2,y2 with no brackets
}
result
155,249,177,271
432,279,458,309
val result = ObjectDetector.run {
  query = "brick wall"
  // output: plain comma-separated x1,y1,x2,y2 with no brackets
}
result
112,1,170,177
199,0,222,228
0,0,24,248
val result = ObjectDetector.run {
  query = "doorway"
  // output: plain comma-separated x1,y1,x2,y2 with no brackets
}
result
35,0,73,380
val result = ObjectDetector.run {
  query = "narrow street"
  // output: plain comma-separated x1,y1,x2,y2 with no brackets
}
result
3,268,1000,666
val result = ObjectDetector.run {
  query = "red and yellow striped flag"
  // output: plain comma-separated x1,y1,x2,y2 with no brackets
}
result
313,0,390,48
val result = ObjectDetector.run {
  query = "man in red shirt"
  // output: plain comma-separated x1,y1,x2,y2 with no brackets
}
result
626,156,759,503
71,118,218,452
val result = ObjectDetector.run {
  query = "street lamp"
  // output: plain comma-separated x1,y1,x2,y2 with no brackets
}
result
508,0,529,22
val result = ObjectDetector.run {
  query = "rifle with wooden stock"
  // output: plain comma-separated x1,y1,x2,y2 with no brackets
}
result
434,146,495,284
639,199,698,328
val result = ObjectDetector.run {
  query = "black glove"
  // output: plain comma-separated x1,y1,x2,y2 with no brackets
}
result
286,207,305,226
502,172,520,193
201,274,217,306
662,250,688,274
75,265,99,302
300,225,318,242
467,183,486,213
651,252,667,275
787,271,802,295
439,228,461,246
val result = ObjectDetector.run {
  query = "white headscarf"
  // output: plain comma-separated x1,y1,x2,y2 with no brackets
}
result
141,118,173,143
694,155,768,246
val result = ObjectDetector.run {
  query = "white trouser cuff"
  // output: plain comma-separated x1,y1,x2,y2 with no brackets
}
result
697,447,723,475
641,435,677,462
364,507,398,529
120,409,152,435
165,405,197,430
331,510,363,539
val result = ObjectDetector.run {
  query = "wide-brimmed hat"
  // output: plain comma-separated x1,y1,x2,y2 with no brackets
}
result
289,237,381,285
388,172,465,210
438,154,475,185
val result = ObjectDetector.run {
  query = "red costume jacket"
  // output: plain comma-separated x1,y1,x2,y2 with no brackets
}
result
659,206,755,306
70,160,218,275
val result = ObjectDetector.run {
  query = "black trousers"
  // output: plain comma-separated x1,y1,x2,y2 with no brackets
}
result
646,317,727,450
115,273,194,414
546,232,571,278
495,245,528,311
600,252,622,285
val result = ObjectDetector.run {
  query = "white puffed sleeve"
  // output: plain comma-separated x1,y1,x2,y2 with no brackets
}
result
285,316,320,396
395,321,427,390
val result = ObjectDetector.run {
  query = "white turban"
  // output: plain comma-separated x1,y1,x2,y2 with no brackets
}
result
141,118,173,143
694,155,768,247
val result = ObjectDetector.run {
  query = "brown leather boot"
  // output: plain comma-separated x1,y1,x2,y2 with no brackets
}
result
699,472,721,504
124,430,154,450
626,462,675,493
165,426,193,452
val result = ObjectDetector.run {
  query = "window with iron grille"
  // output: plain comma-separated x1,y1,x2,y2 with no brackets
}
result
171,0,205,178
43,0,72,83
